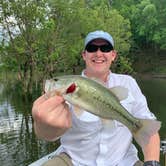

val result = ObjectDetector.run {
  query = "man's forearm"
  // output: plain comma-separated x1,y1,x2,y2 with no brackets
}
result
143,133,160,161
34,122,67,141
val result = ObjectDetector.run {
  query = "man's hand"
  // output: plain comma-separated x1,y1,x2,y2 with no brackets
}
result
32,94,72,141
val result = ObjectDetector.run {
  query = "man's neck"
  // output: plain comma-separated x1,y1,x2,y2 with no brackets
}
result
84,70,110,82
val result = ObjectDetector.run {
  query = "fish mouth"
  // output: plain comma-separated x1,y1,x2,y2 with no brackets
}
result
44,79,77,97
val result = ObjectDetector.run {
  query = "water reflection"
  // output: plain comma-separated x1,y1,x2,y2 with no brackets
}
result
0,77,59,166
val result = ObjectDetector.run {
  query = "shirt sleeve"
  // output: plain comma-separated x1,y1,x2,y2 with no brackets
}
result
128,76,156,120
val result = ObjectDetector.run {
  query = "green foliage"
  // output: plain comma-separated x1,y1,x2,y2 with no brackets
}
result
43,0,132,74
0,0,48,93
112,0,166,51
0,0,165,92
113,56,133,74
135,0,158,41
1,0,154,90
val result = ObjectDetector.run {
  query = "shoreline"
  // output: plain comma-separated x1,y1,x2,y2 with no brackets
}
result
151,74,166,78
133,73,166,80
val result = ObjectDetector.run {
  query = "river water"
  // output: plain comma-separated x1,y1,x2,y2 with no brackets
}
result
0,75,165,166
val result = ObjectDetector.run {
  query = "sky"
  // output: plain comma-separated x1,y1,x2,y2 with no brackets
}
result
0,16,20,44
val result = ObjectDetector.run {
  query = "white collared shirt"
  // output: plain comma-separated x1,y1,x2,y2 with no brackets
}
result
56,72,156,166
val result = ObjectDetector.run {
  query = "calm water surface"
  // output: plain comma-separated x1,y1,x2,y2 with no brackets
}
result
0,75,165,166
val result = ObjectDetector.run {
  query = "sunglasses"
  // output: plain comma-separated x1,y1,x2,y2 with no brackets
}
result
85,44,113,53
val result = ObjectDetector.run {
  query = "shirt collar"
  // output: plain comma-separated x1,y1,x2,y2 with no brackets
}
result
81,70,112,86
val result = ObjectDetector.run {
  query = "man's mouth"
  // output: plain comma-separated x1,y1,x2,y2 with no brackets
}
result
92,59,106,64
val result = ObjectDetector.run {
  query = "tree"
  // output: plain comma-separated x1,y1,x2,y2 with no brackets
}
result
46,0,132,74
151,0,166,50
0,0,47,93
112,0,166,52
0,0,133,92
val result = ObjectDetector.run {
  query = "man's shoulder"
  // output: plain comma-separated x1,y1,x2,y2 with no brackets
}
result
109,73,134,82
108,73,138,90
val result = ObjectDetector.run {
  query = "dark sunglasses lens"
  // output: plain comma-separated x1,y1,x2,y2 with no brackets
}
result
100,45,113,52
86,44,113,53
86,45,98,52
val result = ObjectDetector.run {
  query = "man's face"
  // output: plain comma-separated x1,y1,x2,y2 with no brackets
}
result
82,39,116,76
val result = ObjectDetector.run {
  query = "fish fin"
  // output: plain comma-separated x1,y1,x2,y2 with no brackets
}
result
133,119,161,148
109,86,128,101
73,105,84,118
101,119,115,129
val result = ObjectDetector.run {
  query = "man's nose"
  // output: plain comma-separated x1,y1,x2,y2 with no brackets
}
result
95,49,103,56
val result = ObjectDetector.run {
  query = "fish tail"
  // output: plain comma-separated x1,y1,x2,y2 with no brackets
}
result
133,119,161,148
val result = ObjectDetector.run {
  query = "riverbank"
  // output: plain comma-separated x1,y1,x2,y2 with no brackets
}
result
132,51,166,77
135,73,166,80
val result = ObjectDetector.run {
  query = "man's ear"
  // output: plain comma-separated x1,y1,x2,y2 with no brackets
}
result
111,50,117,61
82,51,86,61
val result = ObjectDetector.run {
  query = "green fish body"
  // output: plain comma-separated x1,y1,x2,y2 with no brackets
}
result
45,75,161,147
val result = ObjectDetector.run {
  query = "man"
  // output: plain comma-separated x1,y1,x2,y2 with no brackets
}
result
32,30,160,166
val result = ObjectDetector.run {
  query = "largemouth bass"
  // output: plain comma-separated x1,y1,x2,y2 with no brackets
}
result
44,75,161,147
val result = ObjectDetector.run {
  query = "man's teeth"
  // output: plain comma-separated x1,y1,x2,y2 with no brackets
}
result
93,60,105,63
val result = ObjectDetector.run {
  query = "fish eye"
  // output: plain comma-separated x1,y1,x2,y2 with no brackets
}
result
53,78,58,81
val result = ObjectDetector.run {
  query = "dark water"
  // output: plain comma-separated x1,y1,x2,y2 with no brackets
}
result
0,75,165,166
0,76,59,166
136,76,166,140
135,76,166,165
